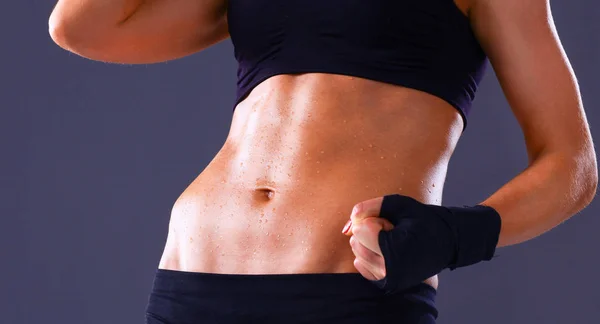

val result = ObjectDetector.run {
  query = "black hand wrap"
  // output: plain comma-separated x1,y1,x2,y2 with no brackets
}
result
374,194,502,294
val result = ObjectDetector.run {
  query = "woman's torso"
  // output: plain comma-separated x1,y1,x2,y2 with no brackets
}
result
158,72,466,289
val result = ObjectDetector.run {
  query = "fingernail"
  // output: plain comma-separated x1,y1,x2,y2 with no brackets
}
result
342,220,352,234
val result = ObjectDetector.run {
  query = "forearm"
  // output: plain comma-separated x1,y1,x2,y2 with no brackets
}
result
480,150,597,248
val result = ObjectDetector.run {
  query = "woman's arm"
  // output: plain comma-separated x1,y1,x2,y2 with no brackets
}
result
469,0,597,247
342,0,596,290
49,0,229,64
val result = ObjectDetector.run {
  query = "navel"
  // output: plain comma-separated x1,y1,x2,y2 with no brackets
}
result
255,187,276,201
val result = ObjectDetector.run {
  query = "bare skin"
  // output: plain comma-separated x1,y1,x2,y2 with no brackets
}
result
159,74,461,288
50,0,596,293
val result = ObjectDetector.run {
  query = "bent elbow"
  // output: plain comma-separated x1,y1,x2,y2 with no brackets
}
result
574,150,598,210
582,167,598,207
48,14,86,53
48,13,113,60
49,23,70,51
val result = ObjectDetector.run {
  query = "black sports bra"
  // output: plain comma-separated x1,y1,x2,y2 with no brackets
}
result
227,0,488,127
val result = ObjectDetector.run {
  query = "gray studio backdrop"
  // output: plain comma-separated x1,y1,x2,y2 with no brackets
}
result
2,1,599,324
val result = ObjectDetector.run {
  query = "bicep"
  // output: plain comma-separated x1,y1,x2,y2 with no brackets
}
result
470,0,590,159
114,0,229,63
52,0,229,64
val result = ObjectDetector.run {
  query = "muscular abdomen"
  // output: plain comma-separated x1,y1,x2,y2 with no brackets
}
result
159,73,463,277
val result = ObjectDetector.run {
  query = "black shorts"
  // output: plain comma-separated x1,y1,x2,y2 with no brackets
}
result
145,269,437,324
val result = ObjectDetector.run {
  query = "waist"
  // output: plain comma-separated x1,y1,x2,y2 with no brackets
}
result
169,175,437,272
160,75,459,283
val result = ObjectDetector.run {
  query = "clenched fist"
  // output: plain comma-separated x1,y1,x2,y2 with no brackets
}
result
342,197,394,281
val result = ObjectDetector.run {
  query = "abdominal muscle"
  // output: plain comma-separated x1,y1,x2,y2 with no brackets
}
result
158,73,464,290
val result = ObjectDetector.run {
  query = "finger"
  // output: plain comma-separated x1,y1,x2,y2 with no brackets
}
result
353,258,378,281
350,197,384,224
344,216,393,237
380,218,394,231
349,236,386,278
350,235,384,264
349,218,388,255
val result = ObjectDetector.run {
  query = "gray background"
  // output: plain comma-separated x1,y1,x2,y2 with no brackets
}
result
2,1,598,324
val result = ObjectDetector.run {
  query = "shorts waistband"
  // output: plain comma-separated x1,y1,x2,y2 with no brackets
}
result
152,268,394,297
146,269,437,324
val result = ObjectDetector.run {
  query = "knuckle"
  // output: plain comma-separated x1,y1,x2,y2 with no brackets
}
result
351,223,365,236
354,242,374,262
364,219,381,232
352,202,364,217
354,244,367,258
361,221,382,238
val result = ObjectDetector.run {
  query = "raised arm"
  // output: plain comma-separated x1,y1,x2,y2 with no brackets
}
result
49,0,229,64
